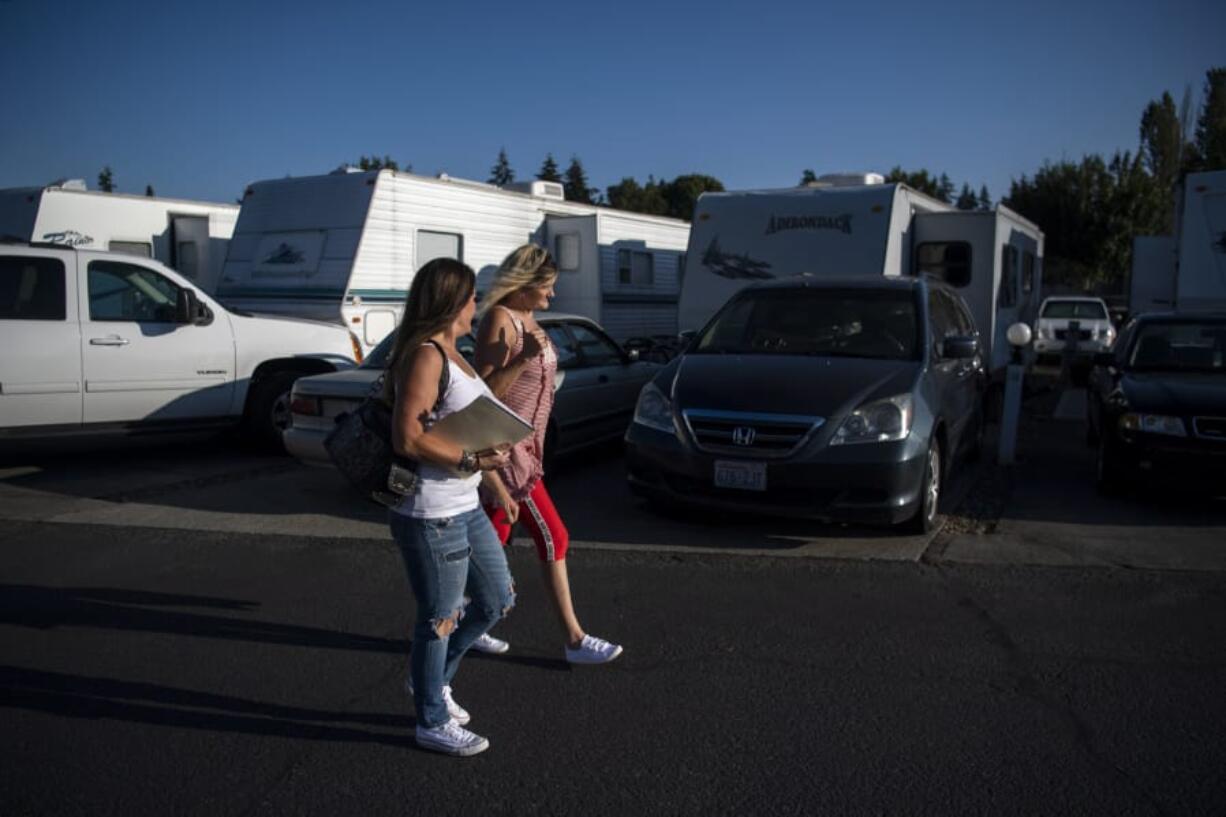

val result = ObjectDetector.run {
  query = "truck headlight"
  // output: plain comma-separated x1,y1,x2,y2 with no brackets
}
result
830,394,913,445
633,381,675,434
1119,413,1185,437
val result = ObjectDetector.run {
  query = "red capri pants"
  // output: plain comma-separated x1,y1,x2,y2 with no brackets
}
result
485,480,570,563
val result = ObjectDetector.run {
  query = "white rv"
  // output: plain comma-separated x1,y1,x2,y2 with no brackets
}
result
677,176,1044,376
1129,170,1226,316
216,169,690,351
0,180,239,294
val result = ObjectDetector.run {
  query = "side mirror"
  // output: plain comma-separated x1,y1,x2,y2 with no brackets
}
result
175,288,199,324
942,336,978,359
1093,351,1116,367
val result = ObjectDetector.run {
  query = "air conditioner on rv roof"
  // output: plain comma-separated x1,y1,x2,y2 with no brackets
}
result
805,173,886,188
504,180,566,201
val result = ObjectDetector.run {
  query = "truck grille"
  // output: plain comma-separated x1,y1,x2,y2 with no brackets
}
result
682,409,824,458
1054,328,1093,341
1193,417,1226,441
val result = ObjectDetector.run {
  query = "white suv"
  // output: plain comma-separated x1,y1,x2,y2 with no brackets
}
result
0,241,360,448
1033,296,1115,358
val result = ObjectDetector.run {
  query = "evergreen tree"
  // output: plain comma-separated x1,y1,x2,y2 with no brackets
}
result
488,147,514,185
955,183,977,210
937,173,955,204
145,184,155,197
536,153,562,183
356,155,401,172
1140,92,1185,190
606,177,644,211
563,155,594,203
664,174,725,221
1193,66,1226,171
98,166,114,193
977,184,991,211
885,166,943,200
799,169,817,185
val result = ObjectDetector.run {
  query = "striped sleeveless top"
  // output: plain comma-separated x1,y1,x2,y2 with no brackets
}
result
493,306,557,501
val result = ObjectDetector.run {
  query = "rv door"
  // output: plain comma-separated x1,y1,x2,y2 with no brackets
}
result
171,215,210,285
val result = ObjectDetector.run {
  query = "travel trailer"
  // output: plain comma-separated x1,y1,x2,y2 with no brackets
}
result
676,175,1044,377
0,180,239,294
1129,170,1226,316
216,169,690,351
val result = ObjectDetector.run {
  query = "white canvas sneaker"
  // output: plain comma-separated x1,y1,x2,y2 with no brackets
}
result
415,719,490,757
565,634,624,665
404,679,471,726
471,633,511,654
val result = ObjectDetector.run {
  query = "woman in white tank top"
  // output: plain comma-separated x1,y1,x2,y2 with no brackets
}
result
384,258,519,758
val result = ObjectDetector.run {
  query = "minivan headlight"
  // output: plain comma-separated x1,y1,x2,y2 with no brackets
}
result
1119,413,1185,437
830,394,913,445
633,381,675,434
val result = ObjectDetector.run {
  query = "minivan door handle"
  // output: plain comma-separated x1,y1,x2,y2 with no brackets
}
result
89,336,129,346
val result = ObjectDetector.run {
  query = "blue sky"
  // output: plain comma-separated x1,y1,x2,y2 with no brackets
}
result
1,0,1223,206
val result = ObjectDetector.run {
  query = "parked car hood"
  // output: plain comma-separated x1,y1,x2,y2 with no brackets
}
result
1120,372,1226,415
672,354,920,418
292,368,380,399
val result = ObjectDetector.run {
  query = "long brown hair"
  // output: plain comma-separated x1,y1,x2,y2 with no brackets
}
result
383,257,476,401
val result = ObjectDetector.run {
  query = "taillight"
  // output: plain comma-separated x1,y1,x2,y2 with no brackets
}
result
290,396,322,416
349,331,365,364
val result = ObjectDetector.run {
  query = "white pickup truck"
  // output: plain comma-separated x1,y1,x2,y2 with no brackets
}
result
0,241,361,448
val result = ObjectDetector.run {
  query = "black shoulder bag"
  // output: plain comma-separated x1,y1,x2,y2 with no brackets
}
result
324,340,450,506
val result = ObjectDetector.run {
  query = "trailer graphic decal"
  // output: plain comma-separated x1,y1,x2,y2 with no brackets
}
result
701,239,774,280
41,230,94,247
765,213,853,236
262,243,305,265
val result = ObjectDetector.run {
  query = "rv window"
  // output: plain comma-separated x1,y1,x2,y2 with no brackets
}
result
109,241,153,258
0,256,66,321
916,242,971,288
999,246,1018,308
88,260,180,323
555,234,580,272
177,242,199,279
618,250,654,286
416,230,463,269
1022,252,1035,294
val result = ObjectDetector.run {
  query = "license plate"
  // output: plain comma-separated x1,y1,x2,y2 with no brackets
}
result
714,460,766,491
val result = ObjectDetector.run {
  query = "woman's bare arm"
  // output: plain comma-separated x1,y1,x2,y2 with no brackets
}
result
475,309,535,399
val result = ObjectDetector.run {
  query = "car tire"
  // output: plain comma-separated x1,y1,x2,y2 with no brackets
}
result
245,370,299,453
903,437,941,535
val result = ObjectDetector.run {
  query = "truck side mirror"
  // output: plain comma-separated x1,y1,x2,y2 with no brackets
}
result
175,288,199,324
942,336,979,359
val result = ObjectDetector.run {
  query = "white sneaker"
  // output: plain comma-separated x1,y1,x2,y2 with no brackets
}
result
565,634,623,665
404,680,471,726
472,633,510,654
415,719,489,757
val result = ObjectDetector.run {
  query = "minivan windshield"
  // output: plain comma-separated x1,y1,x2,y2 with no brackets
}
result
1127,321,1226,372
694,288,920,360
1042,300,1107,319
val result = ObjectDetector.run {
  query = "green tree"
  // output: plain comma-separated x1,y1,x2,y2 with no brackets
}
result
799,169,817,185
955,183,977,210
1193,66,1226,171
937,173,955,203
97,166,114,193
488,147,514,185
536,153,562,183
606,177,644,211
977,184,992,210
563,155,595,203
885,166,945,200
355,155,405,172
145,184,155,197
663,174,724,221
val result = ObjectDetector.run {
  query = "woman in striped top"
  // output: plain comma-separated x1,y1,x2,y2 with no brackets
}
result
474,244,623,665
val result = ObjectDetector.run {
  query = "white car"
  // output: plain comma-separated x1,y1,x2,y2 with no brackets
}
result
284,313,661,469
0,241,361,448
1033,296,1115,358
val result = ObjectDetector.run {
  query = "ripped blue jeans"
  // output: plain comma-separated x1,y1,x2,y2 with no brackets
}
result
390,507,515,728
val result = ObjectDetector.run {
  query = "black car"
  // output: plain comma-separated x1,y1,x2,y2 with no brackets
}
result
1086,312,1226,493
624,277,985,533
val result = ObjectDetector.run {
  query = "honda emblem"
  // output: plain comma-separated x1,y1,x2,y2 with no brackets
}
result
732,426,756,446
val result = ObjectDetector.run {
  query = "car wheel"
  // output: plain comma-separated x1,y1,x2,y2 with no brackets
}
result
245,370,299,452
903,438,941,535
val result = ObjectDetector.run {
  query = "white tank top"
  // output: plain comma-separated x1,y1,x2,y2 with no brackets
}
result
393,356,494,520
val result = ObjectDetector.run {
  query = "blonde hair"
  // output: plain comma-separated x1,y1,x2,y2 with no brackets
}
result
478,244,557,317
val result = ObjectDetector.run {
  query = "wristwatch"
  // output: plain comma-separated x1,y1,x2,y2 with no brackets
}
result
458,450,479,473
